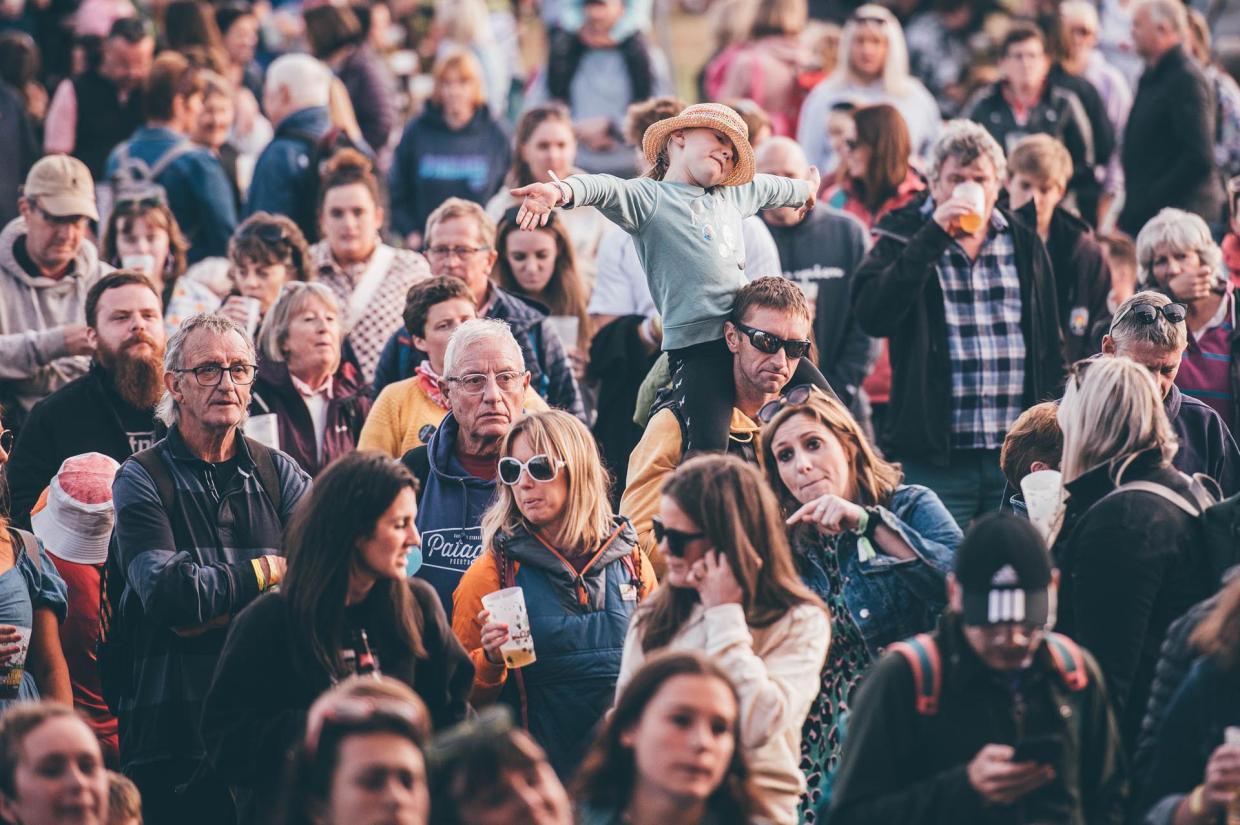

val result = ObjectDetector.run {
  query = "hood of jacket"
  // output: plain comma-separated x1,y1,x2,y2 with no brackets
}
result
487,285,549,335
0,217,102,290
495,517,638,610
274,105,332,141
425,411,499,489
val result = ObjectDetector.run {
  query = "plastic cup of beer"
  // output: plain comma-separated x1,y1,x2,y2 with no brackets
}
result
953,182,986,234
0,626,34,700
481,587,536,669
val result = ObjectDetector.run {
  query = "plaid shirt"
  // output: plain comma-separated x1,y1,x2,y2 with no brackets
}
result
929,203,1026,450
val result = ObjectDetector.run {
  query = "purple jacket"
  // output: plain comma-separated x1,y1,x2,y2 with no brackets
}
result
249,359,371,477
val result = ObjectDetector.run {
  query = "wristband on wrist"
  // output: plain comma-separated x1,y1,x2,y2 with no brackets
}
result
251,558,266,591
853,507,881,562
547,170,571,205
1188,784,1207,818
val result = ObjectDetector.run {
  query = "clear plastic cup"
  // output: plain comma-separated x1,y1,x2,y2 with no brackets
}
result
481,587,536,669
953,182,986,234
1020,469,1064,543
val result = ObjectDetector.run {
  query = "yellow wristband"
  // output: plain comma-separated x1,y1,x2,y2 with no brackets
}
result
251,558,266,591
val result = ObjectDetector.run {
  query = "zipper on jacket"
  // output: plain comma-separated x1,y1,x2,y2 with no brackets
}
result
533,525,625,606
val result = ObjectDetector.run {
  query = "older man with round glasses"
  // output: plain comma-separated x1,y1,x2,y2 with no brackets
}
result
1100,290,1240,494
110,312,310,824
401,317,544,616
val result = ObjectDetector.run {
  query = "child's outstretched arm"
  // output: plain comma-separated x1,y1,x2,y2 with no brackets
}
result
512,172,657,235
796,166,821,220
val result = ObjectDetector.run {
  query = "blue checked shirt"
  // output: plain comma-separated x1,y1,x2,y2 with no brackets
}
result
926,202,1026,450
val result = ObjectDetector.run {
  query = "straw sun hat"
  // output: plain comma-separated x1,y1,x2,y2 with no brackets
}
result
641,102,756,187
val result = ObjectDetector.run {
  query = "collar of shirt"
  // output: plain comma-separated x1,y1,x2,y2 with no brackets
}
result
1192,288,1235,339
290,373,333,400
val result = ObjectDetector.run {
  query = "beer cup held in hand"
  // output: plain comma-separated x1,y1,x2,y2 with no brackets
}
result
953,182,986,234
482,586,537,669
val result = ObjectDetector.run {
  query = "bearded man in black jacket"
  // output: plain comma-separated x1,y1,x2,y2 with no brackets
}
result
6,271,166,526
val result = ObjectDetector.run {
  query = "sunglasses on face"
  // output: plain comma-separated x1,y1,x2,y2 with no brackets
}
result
1109,301,1187,333
651,516,706,558
757,383,814,423
0,429,12,452
735,323,811,359
498,454,565,486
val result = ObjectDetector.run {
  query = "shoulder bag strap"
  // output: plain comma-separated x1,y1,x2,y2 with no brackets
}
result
1103,480,1201,518
242,436,284,515
7,528,40,573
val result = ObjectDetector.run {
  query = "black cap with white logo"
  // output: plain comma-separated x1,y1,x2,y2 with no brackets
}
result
955,514,1053,627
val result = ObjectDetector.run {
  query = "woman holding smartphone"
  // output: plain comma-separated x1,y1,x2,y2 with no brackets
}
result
616,454,829,825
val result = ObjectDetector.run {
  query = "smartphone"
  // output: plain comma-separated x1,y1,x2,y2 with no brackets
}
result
1011,734,1063,765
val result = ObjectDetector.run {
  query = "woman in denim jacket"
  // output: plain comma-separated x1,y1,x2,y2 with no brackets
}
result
760,386,960,822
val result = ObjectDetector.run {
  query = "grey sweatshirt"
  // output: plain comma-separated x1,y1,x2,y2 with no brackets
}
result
0,217,111,419
564,173,809,349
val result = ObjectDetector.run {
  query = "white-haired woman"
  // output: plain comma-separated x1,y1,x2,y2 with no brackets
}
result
452,410,657,780
796,4,940,175
1053,355,1216,755
1137,207,1238,434
249,282,371,476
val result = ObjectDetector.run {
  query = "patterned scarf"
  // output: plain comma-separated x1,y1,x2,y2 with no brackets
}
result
415,360,448,409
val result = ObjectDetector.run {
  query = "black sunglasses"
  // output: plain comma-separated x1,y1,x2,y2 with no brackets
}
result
651,516,706,558
1109,301,1187,334
757,384,814,423
0,428,12,452
735,324,811,359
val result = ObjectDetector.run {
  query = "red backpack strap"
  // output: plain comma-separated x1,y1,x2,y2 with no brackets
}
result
1044,632,1089,692
620,549,643,593
887,633,941,715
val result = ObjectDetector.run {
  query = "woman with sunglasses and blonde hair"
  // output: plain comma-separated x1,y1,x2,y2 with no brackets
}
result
452,409,656,780
1054,355,1216,756
759,385,958,821
617,454,829,825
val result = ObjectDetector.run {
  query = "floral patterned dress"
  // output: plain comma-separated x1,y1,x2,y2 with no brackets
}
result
796,533,871,824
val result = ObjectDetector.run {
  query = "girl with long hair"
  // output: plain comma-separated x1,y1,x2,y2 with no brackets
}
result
575,650,758,825
202,451,472,825
452,410,656,779
616,454,829,825
485,103,606,282
822,103,924,228
760,386,958,819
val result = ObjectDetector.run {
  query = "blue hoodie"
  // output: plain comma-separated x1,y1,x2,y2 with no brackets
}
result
413,412,499,615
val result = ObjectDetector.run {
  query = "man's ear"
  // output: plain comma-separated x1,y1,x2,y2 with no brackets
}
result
1101,335,1117,355
724,321,741,354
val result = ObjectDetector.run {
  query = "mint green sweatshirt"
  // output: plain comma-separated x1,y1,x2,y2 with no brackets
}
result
564,173,810,349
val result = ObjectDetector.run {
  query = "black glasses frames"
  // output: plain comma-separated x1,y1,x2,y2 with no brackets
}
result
0,429,13,453
1108,301,1187,335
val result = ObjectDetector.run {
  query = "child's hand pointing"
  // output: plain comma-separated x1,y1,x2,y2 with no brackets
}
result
797,166,821,220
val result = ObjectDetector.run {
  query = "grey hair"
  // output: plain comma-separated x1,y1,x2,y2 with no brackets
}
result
264,54,332,109
1132,0,1189,35
927,119,1007,184
156,313,256,427
1135,207,1223,287
256,282,342,365
441,318,525,378
1108,290,1188,353
1058,356,1178,483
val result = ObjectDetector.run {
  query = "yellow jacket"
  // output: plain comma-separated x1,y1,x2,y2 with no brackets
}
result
617,406,761,577
358,377,548,458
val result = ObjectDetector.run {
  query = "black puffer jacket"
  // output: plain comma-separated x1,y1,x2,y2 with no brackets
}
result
851,195,1065,465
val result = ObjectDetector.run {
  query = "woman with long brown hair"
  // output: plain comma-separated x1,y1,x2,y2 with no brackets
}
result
485,103,605,282
576,651,759,825
822,103,924,229
201,451,472,825
760,385,958,820
616,454,829,825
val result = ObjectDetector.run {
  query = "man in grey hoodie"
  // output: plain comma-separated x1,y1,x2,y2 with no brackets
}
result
0,155,112,429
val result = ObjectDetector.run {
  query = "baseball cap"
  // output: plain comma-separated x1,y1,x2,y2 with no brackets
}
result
23,155,99,222
955,513,1053,626
30,453,120,566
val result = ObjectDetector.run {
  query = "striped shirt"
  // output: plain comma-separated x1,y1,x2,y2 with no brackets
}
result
932,205,1026,450
1178,290,1235,431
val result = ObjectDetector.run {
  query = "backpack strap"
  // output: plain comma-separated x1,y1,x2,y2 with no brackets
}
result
888,633,941,715
242,436,283,515
148,139,198,180
7,527,41,573
495,542,531,730
1044,632,1090,692
1103,480,1203,518
131,447,175,512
